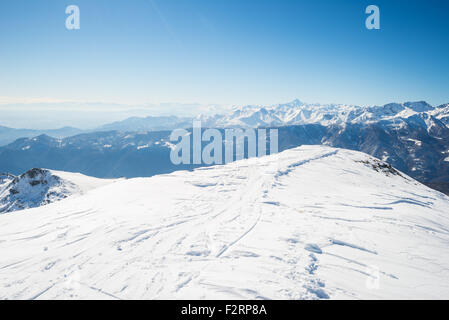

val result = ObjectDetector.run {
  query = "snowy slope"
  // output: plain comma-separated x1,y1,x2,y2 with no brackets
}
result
431,103,449,126
1,146,449,299
0,168,120,214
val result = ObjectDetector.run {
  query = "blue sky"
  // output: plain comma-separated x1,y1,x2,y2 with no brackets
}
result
0,0,448,124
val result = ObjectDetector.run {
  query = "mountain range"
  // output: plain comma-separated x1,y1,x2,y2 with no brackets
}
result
81,99,449,131
0,99,448,196
1,100,448,146
0,126,82,146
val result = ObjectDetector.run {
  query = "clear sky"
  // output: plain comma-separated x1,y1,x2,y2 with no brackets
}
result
0,0,448,126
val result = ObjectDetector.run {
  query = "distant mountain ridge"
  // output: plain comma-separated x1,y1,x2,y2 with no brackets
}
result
0,126,82,146
2,99,447,146
88,99,449,131
199,99,449,128
97,115,192,132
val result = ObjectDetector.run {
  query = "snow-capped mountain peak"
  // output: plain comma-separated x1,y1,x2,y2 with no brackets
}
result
403,101,434,112
0,168,120,214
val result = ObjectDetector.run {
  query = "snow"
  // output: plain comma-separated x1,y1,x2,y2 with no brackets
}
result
137,144,149,150
0,169,120,214
0,174,14,194
406,138,422,147
198,99,442,129
1,146,449,299
47,169,121,194
163,141,176,150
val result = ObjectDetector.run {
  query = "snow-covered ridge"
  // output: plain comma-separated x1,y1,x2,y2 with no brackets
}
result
1,146,449,299
0,168,120,214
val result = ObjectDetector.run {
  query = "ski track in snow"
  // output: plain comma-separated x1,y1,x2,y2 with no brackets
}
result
1,145,449,299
